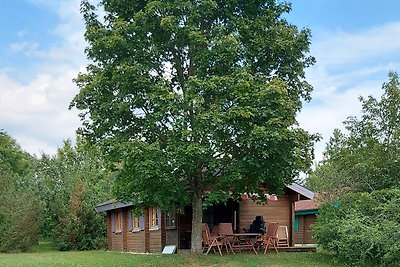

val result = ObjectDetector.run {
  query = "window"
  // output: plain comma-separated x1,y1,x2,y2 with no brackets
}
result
132,215,140,230
128,209,144,232
166,211,176,229
149,206,159,229
112,210,123,233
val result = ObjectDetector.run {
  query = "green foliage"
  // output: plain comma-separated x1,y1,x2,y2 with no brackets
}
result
0,131,41,252
72,0,317,252
314,189,400,266
0,131,31,177
72,0,317,208
307,72,400,195
35,139,112,251
0,189,41,252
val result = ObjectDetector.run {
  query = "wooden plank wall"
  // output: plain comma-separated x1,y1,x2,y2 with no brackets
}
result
107,213,112,250
239,194,291,232
123,209,128,251
293,216,304,245
144,209,150,252
110,233,124,251
303,215,316,244
107,208,148,252
293,214,316,244
127,231,146,252
149,230,162,252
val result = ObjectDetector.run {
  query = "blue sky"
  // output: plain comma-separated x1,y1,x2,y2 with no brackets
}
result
1,0,400,163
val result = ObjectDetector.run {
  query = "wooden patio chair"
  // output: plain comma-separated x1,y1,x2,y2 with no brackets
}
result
218,223,236,253
202,223,223,256
210,225,220,238
257,221,279,254
277,226,289,247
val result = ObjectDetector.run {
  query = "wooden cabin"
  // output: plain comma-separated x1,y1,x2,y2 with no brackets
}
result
293,198,319,245
95,183,314,253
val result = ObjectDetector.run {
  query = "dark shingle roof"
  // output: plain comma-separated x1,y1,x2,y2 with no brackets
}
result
95,200,133,212
286,183,314,199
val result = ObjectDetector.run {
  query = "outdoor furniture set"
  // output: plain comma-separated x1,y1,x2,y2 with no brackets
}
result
202,220,288,255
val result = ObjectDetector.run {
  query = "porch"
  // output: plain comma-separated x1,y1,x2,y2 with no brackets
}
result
175,188,300,250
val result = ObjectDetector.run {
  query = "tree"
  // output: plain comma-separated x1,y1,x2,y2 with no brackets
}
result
35,138,113,250
307,72,400,196
72,0,317,253
0,131,41,252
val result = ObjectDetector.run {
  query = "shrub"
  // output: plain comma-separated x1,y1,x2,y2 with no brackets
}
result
53,181,107,251
314,188,400,266
0,189,41,252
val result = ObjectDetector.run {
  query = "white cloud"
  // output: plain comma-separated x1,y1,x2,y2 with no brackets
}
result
10,41,40,55
299,22,400,163
0,72,81,156
313,22,400,65
16,30,28,38
0,0,85,155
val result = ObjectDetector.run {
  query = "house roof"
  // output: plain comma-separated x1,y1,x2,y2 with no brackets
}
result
286,183,314,200
96,183,315,212
95,199,133,212
295,199,319,211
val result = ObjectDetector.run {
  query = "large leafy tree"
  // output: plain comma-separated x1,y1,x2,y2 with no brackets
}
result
72,0,317,252
308,72,400,196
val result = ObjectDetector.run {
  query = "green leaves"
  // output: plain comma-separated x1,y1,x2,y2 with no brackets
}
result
73,0,316,211
0,131,40,252
314,189,400,267
308,72,400,194
310,73,400,265
35,139,112,251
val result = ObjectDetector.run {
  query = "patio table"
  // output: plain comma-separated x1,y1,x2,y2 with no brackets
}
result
223,233,262,255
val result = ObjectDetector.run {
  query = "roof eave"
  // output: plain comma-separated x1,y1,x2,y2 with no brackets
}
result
285,183,314,200
95,201,133,212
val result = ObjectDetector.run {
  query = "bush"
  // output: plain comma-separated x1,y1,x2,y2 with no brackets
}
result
314,188,400,266
0,189,41,252
53,181,107,251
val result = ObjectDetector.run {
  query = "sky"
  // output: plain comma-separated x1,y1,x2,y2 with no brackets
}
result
0,1,399,163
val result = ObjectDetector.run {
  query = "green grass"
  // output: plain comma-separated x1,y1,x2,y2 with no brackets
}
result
0,242,343,267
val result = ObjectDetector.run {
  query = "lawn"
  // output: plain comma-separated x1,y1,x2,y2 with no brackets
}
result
0,242,343,267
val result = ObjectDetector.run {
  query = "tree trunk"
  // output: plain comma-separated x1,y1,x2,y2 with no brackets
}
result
191,191,203,254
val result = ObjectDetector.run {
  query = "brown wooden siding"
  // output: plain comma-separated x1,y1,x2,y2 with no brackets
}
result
239,194,291,232
144,209,150,252
110,232,124,251
293,216,304,244
160,212,166,250
149,229,162,252
122,208,128,251
293,214,316,244
107,212,112,250
127,231,146,252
